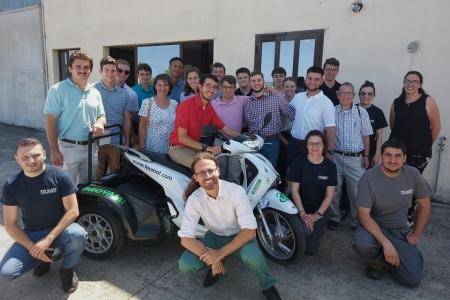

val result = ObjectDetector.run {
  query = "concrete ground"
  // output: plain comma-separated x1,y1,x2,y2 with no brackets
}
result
0,123,449,300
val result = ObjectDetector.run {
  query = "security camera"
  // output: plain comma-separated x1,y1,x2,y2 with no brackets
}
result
351,0,363,13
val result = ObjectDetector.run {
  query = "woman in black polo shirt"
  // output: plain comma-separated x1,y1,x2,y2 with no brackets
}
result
287,130,337,255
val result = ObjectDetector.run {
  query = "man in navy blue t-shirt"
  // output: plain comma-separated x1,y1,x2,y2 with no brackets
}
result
0,138,87,293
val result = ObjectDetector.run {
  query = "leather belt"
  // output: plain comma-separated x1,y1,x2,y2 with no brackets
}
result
334,150,364,157
60,138,89,145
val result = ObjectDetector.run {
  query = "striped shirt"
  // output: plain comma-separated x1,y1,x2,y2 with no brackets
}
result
335,103,373,152
245,91,294,138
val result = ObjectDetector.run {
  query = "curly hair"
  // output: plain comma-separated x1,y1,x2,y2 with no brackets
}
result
183,152,219,201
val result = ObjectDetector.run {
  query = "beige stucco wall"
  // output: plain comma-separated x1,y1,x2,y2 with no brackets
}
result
41,0,450,200
0,5,46,128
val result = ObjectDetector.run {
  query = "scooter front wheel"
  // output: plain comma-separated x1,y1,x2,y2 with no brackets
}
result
78,205,124,259
256,208,305,264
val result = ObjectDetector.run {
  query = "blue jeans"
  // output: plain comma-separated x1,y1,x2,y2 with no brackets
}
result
0,223,87,281
260,137,280,168
178,231,276,289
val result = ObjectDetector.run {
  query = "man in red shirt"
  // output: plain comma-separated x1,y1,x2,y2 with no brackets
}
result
168,74,240,168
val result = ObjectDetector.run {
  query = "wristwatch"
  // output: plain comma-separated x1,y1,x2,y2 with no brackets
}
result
201,144,208,152
316,211,323,219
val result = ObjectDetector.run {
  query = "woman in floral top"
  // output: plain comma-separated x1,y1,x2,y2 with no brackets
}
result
138,74,177,153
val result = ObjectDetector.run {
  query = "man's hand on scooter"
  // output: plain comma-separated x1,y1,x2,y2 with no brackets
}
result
206,145,221,156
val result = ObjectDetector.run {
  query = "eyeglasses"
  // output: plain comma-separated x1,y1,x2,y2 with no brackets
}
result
307,142,323,148
202,83,219,91
221,85,235,90
338,91,354,96
404,80,420,85
360,92,374,97
117,68,130,75
195,168,218,178
324,68,339,72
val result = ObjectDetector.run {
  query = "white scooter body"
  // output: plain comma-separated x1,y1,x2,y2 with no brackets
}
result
121,133,298,238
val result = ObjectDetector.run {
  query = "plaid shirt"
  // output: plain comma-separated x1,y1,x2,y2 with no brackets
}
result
335,103,373,152
245,92,294,138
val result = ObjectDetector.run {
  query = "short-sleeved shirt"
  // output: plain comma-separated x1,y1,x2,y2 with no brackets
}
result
358,104,388,156
44,78,105,141
168,94,225,146
122,83,139,113
290,91,336,140
211,96,249,133
287,155,337,212
320,81,341,105
245,91,294,138
94,81,133,145
335,103,373,152
356,165,431,229
132,83,154,108
178,180,257,238
1,165,77,231
168,79,186,102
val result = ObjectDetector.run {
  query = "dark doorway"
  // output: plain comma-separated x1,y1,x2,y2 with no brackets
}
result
182,40,214,74
110,46,136,86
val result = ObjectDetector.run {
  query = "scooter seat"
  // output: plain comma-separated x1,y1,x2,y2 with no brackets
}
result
141,150,192,178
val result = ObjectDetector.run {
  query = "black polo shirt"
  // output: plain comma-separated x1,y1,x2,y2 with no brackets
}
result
320,81,341,105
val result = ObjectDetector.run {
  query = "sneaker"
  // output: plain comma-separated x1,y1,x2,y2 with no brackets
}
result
365,260,385,280
33,262,51,277
262,286,282,300
61,268,79,293
327,220,339,231
202,268,221,287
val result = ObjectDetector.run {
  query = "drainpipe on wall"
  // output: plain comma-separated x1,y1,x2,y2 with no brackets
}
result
432,136,447,204
39,1,49,92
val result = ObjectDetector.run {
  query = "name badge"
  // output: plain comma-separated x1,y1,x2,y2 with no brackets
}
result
318,175,329,180
41,188,57,195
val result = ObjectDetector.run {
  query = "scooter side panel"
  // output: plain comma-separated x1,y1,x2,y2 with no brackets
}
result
260,189,299,214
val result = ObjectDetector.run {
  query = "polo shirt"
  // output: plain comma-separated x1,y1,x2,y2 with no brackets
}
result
168,79,186,102
290,91,335,140
335,103,373,153
320,81,341,105
235,88,252,96
169,94,225,146
245,91,294,138
178,180,257,238
132,83,154,108
44,78,105,141
94,81,133,144
211,95,248,132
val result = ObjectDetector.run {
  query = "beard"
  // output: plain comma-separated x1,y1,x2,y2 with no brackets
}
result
201,176,219,191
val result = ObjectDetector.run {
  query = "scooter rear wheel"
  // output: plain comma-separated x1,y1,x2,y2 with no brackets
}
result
256,208,305,264
78,205,124,259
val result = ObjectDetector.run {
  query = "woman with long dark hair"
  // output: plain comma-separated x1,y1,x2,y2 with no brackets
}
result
389,71,441,173
180,67,201,102
357,80,388,167
287,130,337,255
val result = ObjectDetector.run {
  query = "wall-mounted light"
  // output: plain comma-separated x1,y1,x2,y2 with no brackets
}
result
407,40,421,53
351,0,363,13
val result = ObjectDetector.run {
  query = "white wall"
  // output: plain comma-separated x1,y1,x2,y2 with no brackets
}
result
41,0,450,200
0,6,46,128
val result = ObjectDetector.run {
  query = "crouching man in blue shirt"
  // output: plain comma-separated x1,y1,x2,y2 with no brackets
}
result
177,152,281,300
0,138,87,293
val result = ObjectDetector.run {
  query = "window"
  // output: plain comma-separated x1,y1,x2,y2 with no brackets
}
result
254,30,324,81
58,48,80,80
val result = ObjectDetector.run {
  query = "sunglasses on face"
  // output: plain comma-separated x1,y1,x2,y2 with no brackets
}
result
117,68,130,75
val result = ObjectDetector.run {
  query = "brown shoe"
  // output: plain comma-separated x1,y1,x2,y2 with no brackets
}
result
61,268,79,293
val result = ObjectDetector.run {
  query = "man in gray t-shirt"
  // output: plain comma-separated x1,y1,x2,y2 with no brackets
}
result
352,139,431,287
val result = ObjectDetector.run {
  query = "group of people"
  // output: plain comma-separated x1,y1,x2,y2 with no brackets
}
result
0,50,441,298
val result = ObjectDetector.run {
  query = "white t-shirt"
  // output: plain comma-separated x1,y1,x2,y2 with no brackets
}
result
178,180,257,238
290,91,336,140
